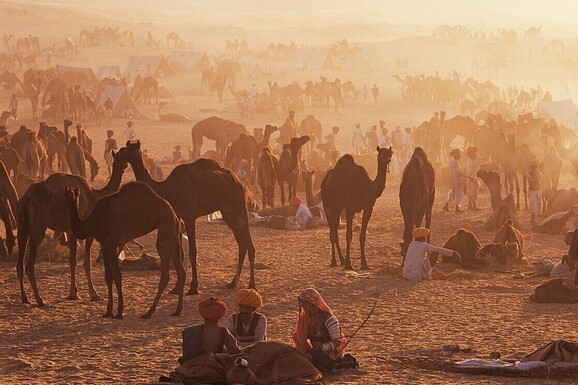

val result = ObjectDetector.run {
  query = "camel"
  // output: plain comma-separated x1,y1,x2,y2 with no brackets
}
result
442,113,477,151
541,144,562,200
399,148,435,260
257,147,278,208
226,124,278,185
277,136,310,206
132,75,158,104
191,116,247,160
209,74,226,103
524,25,542,40
0,160,17,255
302,169,320,208
543,38,564,55
430,229,482,267
475,242,519,265
38,122,68,174
66,137,86,179
21,131,45,181
0,110,13,125
121,141,256,294
545,188,578,216
299,115,322,151
476,170,502,211
494,220,525,261
0,145,20,180
321,146,393,269
64,182,185,319
17,149,128,307
10,125,32,155
483,194,520,231
166,32,186,47
159,102,192,123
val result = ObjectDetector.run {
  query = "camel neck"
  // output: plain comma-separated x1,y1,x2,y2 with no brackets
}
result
131,154,166,197
65,198,90,240
95,163,124,198
304,178,314,207
372,159,389,198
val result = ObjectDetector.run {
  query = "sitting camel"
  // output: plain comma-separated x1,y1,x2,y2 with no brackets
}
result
277,136,310,206
475,242,519,265
494,220,525,262
64,182,185,319
17,149,128,307
430,229,482,266
321,146,393,269
483,194,520,231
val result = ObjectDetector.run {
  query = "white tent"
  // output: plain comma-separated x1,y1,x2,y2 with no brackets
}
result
96,66,122,80
536,99,578,130
96,85,147,120
168,51,210,72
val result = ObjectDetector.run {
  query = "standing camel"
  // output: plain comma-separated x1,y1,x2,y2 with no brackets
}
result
321,146,393,269
191,116,247,160
17,149,128,307
399,147,436,261
64,182,186,319
121,141,255,294
0,160,18,255
277,136,310,206
257,147,278,208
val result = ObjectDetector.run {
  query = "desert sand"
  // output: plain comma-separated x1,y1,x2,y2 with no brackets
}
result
1,1,578,384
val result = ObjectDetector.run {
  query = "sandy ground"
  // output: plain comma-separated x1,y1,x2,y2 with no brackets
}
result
1,4,578,384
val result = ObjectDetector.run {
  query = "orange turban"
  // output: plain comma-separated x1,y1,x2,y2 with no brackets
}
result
237,289,263,309
199,297,227,321
289,196,302,206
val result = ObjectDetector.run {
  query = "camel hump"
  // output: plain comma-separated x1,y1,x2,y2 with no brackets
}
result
192,158,220,169
334,154,355,168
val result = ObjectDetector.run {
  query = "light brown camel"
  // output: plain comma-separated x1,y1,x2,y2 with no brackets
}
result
66,136,86,179
257,147,278,208
0,145,20,180
209,74,226,102
191,116,247,160
321,146,393,269
442,113,477,151
166,32,186,47
483,194,520,231
399,147,435,260
21,131,46,181
226,124,278,185
299,115,322,151
121,141,256,294
0,160,17,255
277,136,310,206
17,149,128,307
476,170,502,211
64,182,185,319
493,220,525,261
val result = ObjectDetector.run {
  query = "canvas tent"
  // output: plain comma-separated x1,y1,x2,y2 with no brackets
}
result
96,85,147,120
56,64,99,87
168,51,210,72
288,49,334,70
536,99,578,130
96,65,122,80
124,56,174,79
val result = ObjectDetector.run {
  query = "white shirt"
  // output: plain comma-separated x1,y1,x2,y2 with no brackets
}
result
352,127,364,147
466,157,479,177
226,313,267,347
9,97,17,109
295,204,312,229
400,132,412,149
123,126,137,141
403,240,454,280
449,158,463,189
551,259,573,278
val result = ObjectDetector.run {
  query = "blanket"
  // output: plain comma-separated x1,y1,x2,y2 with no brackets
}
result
171,341,322,385
522,340,578,367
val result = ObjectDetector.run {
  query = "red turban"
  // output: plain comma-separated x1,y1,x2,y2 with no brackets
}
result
289,196,302,206
199,297,227,321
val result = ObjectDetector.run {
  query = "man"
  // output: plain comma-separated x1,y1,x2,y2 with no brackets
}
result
352,123,364,154
104,96,114,125
226,289,267,347
324,126,339,151
104,130,118,176
371,84,379,103
403,228,461,281
9,94,18,119
180,297,240,364
527,158,543,223
365,125,378,153
123,120,137,142
290,196,316,229
443,148,472,213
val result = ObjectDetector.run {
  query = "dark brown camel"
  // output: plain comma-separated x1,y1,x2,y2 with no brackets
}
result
277,136,310,206
321,146,393,269
0,160,17,255
121,141,255,294
443,114,477,150
430,229,483,266
17,149,128,307
302,169,322,217
399,147,435,260
226,124,278,185
64,182,185,319
191,116,247,160
257,147,278,208
0,145,20,180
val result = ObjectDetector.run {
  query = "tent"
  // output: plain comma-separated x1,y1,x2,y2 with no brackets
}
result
96,85,147,120
288,49,334,70
536,99,578,130
96,65,122,80
124,56,174,79
168,51,210,72
56,64,99,86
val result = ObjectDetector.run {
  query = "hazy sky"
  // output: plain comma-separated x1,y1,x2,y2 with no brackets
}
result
12,0,578,33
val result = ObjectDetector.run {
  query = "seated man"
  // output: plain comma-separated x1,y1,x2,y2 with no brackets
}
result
180,297,240,363
226,289,267,347
290,196,316,229
173,145,183,163
403,227,461,281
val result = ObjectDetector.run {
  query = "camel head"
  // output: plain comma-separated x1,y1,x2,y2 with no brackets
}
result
63,119,72,128
289,135,310,153
376,146,393,169
111,148,129,172
503,241,519,264
264,124,278,135
123,140,144,167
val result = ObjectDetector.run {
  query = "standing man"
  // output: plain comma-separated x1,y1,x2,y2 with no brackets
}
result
104,96,114,125
352,123,364,154
104,130,118,176
226,289,267,347
371,84,379,104
9,94,18,119
443,149,472,213
123,120,137,142
527,158,543,223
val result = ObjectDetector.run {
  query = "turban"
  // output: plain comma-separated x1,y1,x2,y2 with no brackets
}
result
413,227,430,238
289,196,301,206
199,297,227,321
237,289,263,309
466,147,477,157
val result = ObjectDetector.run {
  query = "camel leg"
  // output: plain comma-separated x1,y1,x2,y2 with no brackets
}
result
67,233,80,300
522,174,528,211
17,219,31,304
279,180,286,206
327,208,344,266
141,239,172,319
184,219,199,295
102,245,115,318
343,210,354,270
83,237,101,301
110,253,124,319
0,200,15,254
360,207,373,270
222,212,256,289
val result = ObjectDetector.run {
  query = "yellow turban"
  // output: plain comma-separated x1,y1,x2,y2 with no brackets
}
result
237,289,263,309
413,227,430,238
